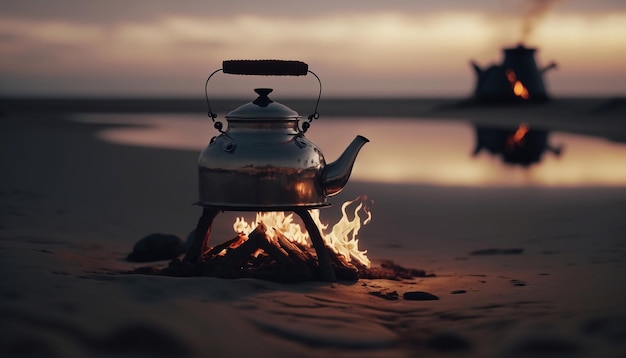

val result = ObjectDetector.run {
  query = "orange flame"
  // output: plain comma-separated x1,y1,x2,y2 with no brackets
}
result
312,195,372,267
233,196,372,267
505,69,530,100
234,212,308,246
216,234,246,256
513,123,529,142
506,122,530,150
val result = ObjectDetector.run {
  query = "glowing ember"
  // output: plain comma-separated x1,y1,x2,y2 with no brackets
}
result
506,122,530,150
216,234,246,256
505,69,530,100
513,122,529,142
233,196,372,267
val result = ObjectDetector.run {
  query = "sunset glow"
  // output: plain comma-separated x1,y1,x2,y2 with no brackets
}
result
1,7,625,96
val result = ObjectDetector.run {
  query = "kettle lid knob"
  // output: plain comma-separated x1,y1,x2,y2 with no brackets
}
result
253,88,274,107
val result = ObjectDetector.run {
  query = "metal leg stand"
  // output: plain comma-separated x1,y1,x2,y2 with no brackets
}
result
295,209,337,282
184,207,220,263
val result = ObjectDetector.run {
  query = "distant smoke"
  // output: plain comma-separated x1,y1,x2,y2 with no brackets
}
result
519,0,564,43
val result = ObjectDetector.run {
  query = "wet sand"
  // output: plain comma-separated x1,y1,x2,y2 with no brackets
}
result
1,97,626,357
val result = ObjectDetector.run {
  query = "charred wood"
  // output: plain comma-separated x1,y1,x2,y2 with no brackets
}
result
359,259,434,280
202,234,246,260
211,224,267,278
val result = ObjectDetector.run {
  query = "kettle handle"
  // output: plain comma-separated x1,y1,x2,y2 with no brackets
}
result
205,60,322,133
223,60,308,76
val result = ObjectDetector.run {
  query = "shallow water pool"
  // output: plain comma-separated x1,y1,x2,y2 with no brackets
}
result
75,114,626,187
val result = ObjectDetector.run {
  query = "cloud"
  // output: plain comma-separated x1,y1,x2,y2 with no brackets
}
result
0,10,625,96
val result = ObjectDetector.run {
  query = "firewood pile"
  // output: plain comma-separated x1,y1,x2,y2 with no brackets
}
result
131,222,433,283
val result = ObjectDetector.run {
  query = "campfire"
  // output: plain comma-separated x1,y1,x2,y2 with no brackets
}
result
470,44,556,104
505,70,530,100
233,196,372,268
132,196,431,283
189,196,372,282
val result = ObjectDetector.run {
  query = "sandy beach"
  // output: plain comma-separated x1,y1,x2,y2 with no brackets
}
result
1,97,626,357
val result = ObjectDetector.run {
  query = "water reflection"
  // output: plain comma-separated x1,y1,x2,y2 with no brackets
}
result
473,123,563,166
76,114,626,187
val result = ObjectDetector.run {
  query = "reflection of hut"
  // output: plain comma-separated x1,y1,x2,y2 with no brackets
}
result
470,44,557,104
473,123,562,166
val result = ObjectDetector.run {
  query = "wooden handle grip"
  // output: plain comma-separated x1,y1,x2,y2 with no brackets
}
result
222,60,309,76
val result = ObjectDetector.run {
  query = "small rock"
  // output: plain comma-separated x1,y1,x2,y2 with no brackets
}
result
451,290,467,294
127,233,185,262
369,290,399,300
403,291,439,301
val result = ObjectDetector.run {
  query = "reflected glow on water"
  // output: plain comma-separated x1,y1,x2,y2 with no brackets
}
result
77,114,626,187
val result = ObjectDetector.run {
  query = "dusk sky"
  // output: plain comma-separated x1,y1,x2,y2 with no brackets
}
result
1,0,625,97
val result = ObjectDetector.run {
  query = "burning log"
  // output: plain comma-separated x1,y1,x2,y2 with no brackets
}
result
181,223,316,282
129,198,433,282
330,253,360,281
210,224,269,279
258,234,293,268
274,229,315,281
202,234,245,259
275,230,314,262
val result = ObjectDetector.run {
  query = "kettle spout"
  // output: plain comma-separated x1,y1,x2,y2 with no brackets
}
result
323,135,369,197
541,61,558,74
470,60,483,76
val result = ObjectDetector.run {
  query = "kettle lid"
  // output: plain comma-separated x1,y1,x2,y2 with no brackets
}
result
226,88,300,120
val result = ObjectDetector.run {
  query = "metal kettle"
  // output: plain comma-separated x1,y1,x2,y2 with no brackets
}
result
471,44,557,103
198,60,368,210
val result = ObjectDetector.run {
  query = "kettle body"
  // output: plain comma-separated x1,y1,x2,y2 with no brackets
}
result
198,67,367,211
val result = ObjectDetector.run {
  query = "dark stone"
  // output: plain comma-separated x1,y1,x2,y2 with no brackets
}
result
358,259,435,280
403,291,439,301
369,290,399,300
470,248,524,255
427,332,471,352
451,290,467,294
127,233,185,262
